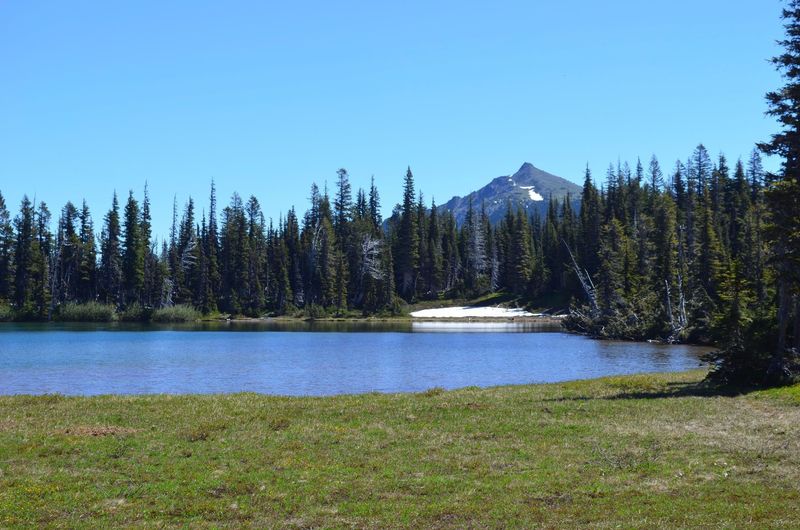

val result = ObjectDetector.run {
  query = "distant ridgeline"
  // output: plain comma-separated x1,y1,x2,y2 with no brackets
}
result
0,147,776,351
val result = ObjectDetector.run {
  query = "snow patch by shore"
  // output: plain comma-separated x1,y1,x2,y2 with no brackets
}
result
410,306,538,318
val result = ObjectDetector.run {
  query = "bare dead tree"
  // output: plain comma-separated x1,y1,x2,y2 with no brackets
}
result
180,235,197,271
664,279,684,343
359,235,384,281
489,241,500,293
676,271,688,328
353,234,384,305
563,239,598,315
161,278,174,308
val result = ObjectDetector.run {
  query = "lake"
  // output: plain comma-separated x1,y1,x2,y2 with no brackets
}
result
0,321,709,396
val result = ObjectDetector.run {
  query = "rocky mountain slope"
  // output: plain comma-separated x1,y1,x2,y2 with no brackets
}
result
438,162,581,225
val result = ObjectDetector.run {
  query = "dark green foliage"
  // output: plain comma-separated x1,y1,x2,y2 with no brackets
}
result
122,192,144,306
0,192,13,303
561,146,774,354
755,0,800,384
98,193,122,306
703,261,775,385
13,196,50,320
394,168,419,301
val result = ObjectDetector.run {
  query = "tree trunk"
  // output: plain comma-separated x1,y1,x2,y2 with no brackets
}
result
770,276,792,381
793,294,800,352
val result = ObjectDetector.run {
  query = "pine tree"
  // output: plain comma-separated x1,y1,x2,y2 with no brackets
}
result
759,0,800,378
695,186,724,301
704,260,765,384
54,201,80,304
285,208,304,307
122,191,144,305
206,180,220,312
241,197,266,315
333,248,348,312
395,167,419,300
651,193,681,338
415,191,430,297
441,211,460,292
426,198,443,295
541,197,561,292
509,207,533,295
0,191,13,303
747,149,765,200
579,167,601,277
37,203,53,318
596,218,625,316
648,155,664,196
99,193,122,306
13,196,36,315
76,201,97,303
333,168,352,243
140,183,156,307
368,175,382,234
220,194,249,314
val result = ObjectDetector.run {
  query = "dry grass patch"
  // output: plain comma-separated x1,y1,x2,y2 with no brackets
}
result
60,425,139,437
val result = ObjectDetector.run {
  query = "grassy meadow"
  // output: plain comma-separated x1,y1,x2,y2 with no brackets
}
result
1,370,799,528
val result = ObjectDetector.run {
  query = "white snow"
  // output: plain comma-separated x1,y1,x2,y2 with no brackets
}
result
519,185,544,201
412,322,534,332
410,306,538,318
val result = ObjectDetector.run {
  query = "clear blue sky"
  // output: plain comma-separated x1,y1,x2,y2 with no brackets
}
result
0,1,785,238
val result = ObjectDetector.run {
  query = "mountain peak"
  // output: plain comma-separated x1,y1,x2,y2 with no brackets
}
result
438,163,581,225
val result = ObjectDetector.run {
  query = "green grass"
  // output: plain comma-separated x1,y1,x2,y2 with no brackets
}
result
151,304,201,323
54,302,117,322
1,370,799,528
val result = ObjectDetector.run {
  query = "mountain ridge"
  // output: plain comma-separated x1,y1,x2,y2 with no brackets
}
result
437,162,582,226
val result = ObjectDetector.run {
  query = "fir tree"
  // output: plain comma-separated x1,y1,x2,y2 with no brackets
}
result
368,175,382,234
122,191,144,305
0,191,13,303
98,193,122,306
759,0,800,379
395,167,419,300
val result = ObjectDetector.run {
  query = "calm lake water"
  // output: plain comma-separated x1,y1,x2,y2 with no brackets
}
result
0,321,709,396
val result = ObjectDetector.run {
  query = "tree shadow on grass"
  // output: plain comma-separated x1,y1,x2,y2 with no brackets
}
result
543,380,758,402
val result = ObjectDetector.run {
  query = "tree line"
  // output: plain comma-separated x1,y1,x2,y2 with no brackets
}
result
0,146,767,321
0,142,793,383
0,167,572,320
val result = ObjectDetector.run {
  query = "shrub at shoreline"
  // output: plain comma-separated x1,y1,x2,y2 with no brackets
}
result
54,302,116,322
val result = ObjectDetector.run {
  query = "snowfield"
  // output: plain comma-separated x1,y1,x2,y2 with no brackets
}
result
518,185,544,201
410,306,539,318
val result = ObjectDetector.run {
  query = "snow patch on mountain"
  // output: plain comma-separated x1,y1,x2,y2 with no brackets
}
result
519,186,544,201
